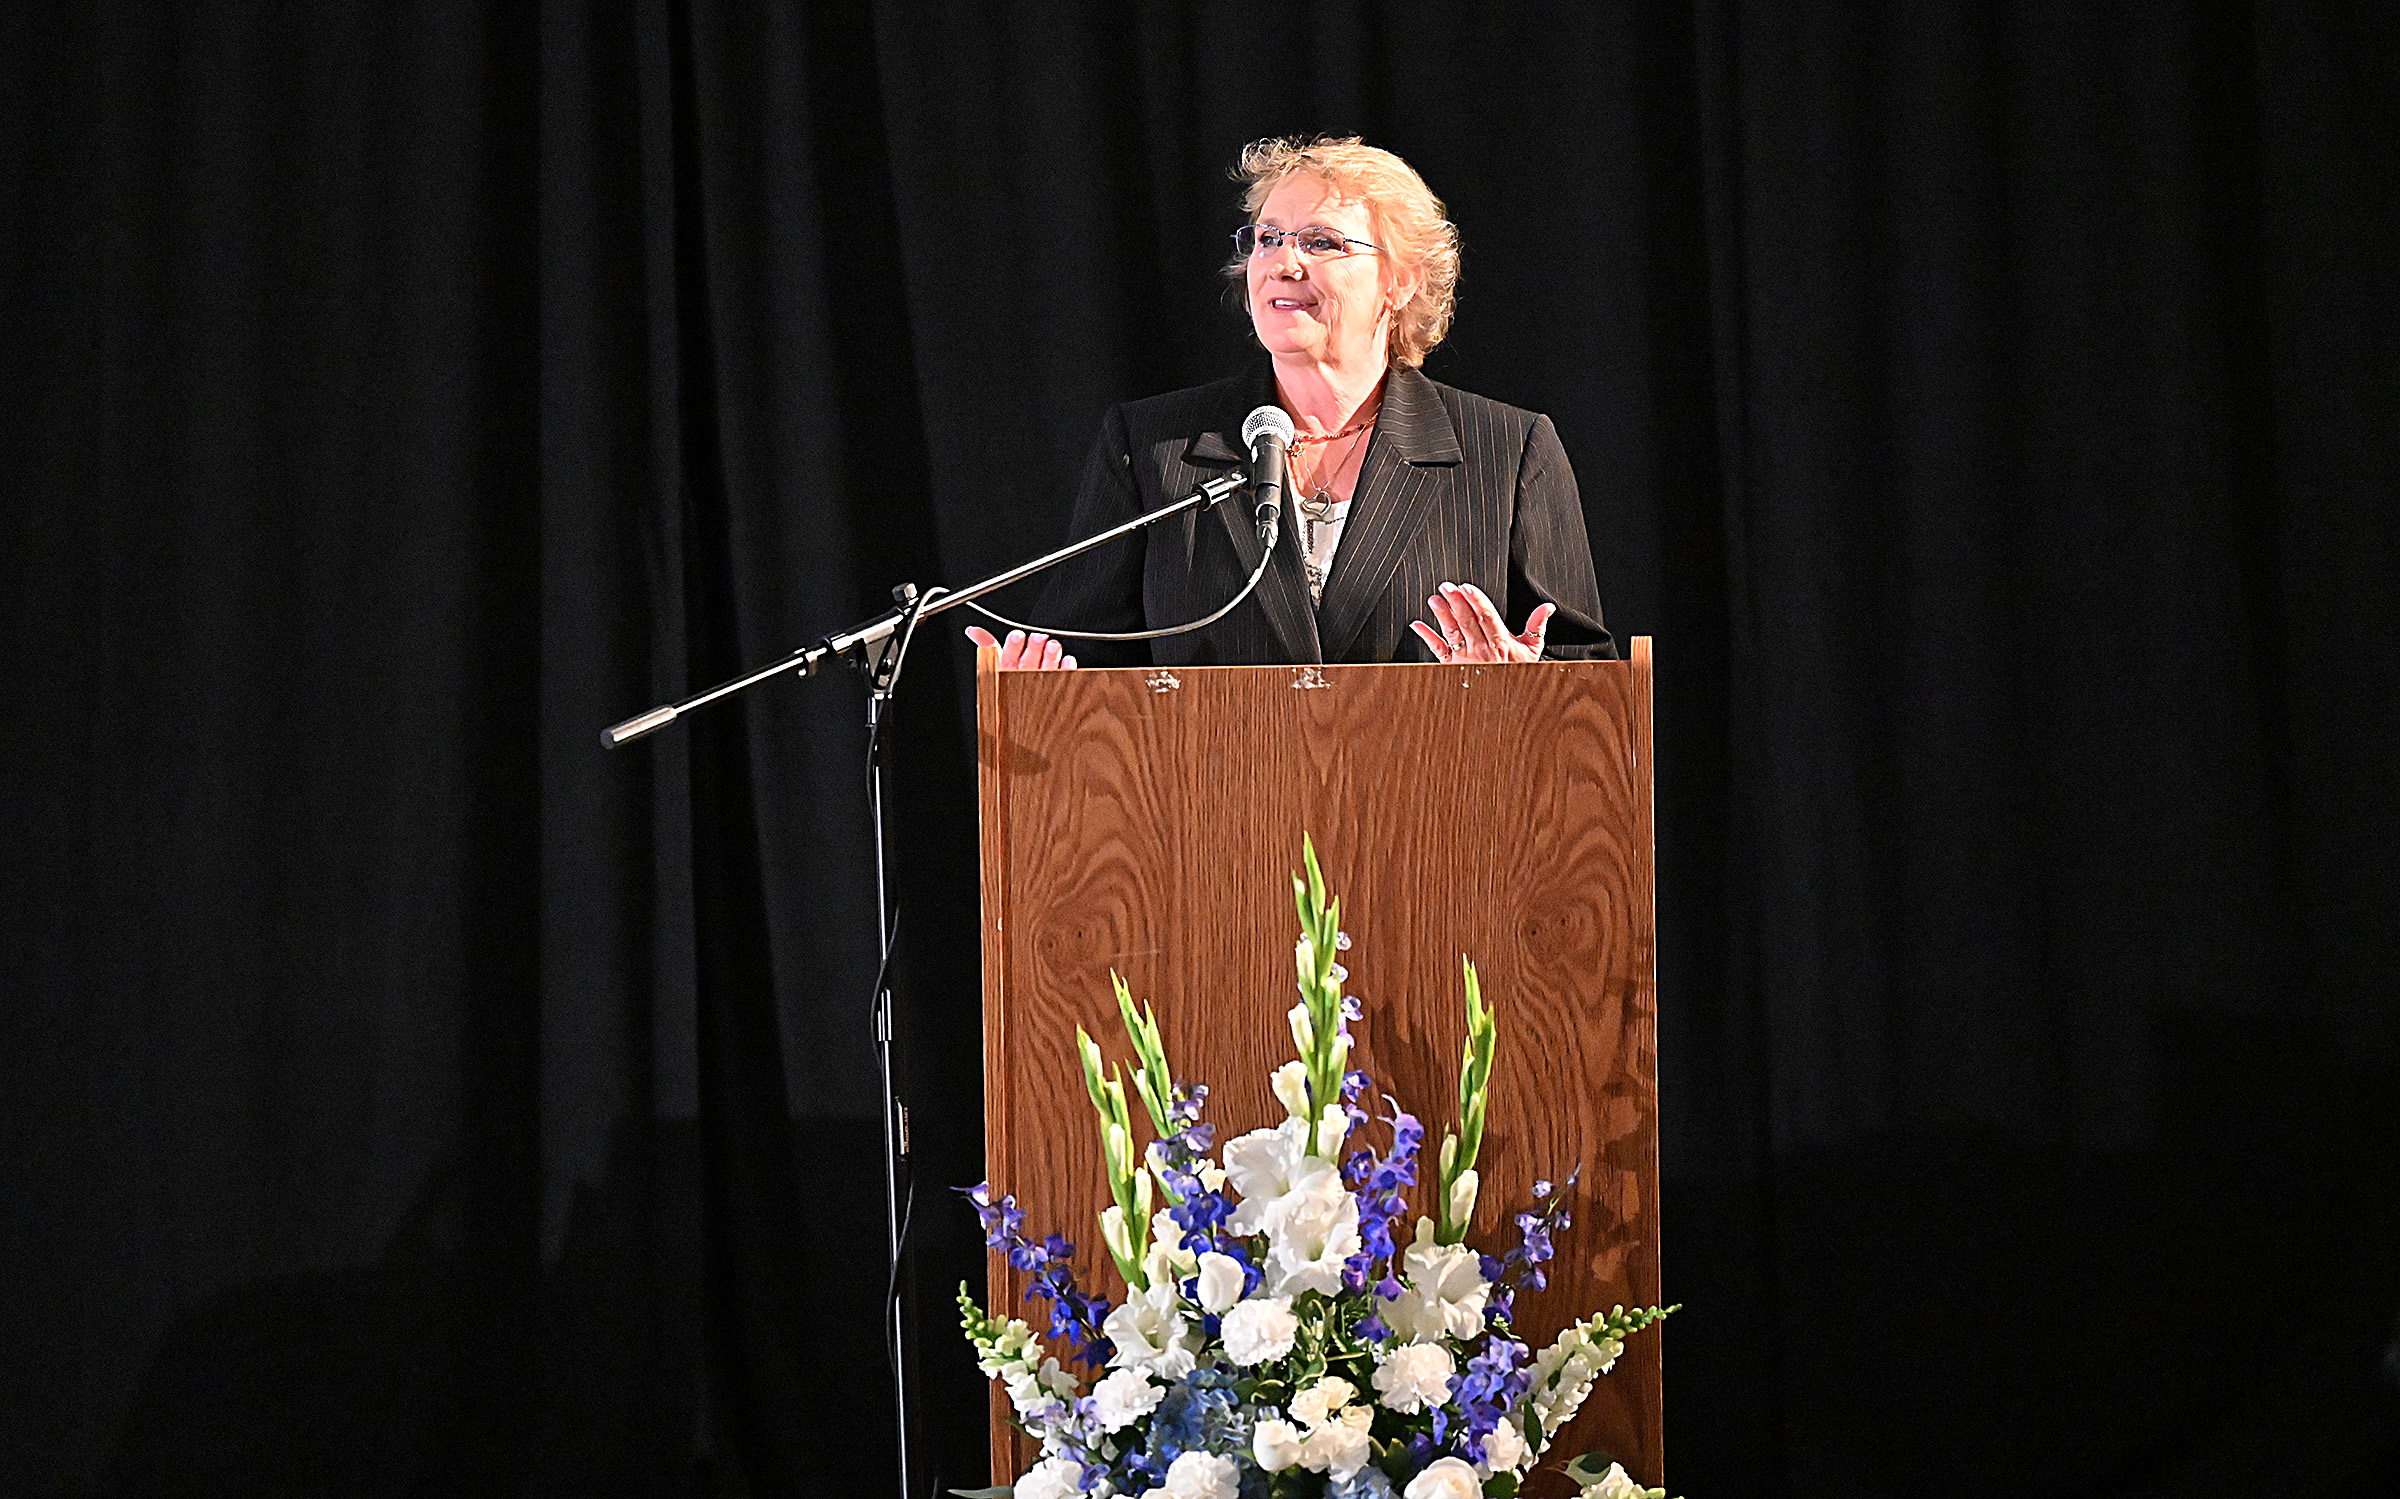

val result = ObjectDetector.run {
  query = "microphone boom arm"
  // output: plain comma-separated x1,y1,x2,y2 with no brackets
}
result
601,467,1248,746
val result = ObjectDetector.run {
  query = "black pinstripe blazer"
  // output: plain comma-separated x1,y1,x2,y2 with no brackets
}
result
1037,362,1615,667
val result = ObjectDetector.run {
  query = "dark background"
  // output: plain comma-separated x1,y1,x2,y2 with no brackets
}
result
5,2,2395,1496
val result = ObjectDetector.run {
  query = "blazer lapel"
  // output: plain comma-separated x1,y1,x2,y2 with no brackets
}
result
1206,369,1322,663
1315,366,1463,662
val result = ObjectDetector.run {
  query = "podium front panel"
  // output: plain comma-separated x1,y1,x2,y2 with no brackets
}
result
977,650,1660,1495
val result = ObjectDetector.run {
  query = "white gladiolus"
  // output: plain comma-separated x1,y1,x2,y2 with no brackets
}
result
1193,1251,1246,1313
1142,1450,1240,1499
1013,1456,1085,1499
1446,1166,1479,1230
1288,1001,1315,1053
1384,1217,1492,1343
1370,1341,1455,1414
1102,1282,1199,1378
1271,1059,1311,1119
1222,1120,1323,1236
1100,1204,1134,1271
1263,1171,1361,1297
1218,1295,1299,1365
1252,1416,1305,1471
1091,1367,1165,1433
1143,1208,1196,1289
1403,1455,1482,1499
1314,1109,1349,1159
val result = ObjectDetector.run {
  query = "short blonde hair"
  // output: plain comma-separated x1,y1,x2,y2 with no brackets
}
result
1227,136,1461,368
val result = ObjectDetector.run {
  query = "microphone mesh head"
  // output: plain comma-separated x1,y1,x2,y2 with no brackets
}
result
1242,404,1296,447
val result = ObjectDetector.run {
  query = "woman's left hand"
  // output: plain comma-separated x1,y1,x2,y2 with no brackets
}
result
1410,582,1554,663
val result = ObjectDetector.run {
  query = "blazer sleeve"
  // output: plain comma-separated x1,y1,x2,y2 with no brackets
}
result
1031,404,1154,668
1509,413,1617,661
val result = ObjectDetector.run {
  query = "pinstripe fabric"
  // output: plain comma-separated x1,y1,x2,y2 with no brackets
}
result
1038,363,1615,667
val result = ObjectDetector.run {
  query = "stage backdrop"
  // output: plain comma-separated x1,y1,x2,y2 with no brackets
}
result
4,2,2394,1496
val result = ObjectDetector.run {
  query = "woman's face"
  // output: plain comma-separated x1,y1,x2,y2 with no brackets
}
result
1244,175,1406,370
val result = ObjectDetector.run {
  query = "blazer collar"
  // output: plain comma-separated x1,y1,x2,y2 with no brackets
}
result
1189,363,1465,663
1314,366,1460,660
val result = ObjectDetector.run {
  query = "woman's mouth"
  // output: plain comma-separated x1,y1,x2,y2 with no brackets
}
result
1266,296,1315,314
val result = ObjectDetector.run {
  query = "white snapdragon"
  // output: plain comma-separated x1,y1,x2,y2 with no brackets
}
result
1013,1456,1086,1499
1575,1460,1661,1499
1525,1317,1629,1452
1102,1282,1200,1379
1264,1171,1361,1297
1090,1367,1166,1433
1383,1217,1491,1343
1193,1251,1246,1314
1369,1340,1455,1414
1404,1456,1483,1499
1477,1415,1529,1477
972,1316,1079,1422
1000,1356,1076,1420
1219,1294,1299,1364
1251,1417,1305,1472
1140,1450,1240,1499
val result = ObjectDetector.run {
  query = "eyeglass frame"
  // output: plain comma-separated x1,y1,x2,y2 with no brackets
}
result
1230,223,1383,260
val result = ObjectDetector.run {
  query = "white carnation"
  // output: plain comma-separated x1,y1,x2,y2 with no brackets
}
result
1370,1341,1455,1415
1143,1449,1240,1499
1090,1366,1166,1433
1013,1455,1085,1499
1219,1293,1299,1364
1403,1455,1482,1499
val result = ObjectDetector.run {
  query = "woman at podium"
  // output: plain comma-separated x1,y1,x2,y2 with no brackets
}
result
966,135,1613,671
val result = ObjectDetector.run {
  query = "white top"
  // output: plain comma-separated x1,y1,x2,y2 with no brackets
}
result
1293,489,1353,606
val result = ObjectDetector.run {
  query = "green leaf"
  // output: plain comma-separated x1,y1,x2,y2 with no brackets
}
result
1563,1452,1620,1483
1483,1474,1521,1496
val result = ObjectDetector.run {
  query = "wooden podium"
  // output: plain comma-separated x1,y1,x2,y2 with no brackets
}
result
974,641,1661,1496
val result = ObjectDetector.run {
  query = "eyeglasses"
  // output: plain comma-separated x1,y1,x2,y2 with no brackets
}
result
1231,224,1381,259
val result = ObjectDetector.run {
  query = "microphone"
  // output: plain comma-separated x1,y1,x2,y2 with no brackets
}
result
1241,404,1295,548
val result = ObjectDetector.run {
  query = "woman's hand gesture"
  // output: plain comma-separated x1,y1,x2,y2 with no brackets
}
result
1409,582,1552,663
964,626,1078,670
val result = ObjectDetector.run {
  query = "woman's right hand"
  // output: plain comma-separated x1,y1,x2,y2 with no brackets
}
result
964,626,1078,670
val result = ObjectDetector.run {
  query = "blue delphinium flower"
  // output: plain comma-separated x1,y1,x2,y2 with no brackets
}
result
957,1183,1115,1367
1449,1334,1531,1463
1339,1085,1423,1295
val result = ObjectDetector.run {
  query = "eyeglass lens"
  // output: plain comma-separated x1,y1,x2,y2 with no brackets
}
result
1236,226,1357,257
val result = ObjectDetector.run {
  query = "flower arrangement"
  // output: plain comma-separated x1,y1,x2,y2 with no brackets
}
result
958,841,1677,1499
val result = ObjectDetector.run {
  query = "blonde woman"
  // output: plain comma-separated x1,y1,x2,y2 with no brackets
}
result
968,135,1611,669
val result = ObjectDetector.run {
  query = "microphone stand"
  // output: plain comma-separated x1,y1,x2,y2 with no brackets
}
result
601,466,1246,1499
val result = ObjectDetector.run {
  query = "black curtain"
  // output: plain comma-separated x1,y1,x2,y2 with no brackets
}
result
5,3,2394,1496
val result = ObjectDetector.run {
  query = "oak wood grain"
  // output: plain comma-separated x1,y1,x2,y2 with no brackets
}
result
976,649,1661,1495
